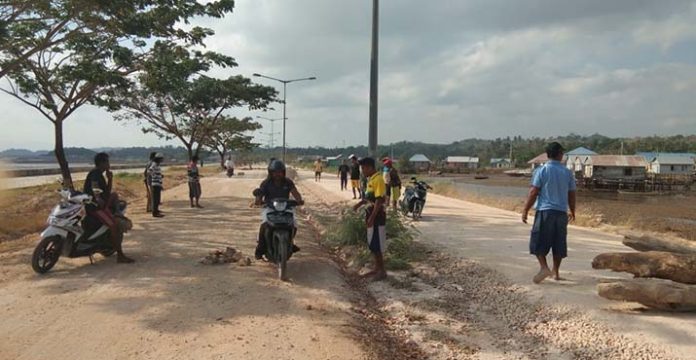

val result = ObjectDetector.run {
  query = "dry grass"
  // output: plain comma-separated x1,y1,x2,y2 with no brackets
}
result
0,166,215,244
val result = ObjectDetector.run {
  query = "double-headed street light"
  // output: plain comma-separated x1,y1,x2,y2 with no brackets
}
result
256,116,284,149
253,73,317,162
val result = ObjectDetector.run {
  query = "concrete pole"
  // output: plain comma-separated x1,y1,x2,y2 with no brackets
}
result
368,0,379,158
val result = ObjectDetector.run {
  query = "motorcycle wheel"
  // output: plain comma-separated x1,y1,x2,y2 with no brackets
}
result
274,231,290,281
31,236,62,274
413,201,423,221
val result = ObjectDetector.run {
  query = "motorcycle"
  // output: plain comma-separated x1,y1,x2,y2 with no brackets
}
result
31,188,131,274
255,192,299,281
400,177,432,220
226,167,234,177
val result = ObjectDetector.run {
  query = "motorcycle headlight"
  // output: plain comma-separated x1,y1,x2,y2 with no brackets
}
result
47,216,62,226
272,200,287,212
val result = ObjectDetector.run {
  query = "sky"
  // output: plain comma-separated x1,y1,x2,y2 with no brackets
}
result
1,0,696,151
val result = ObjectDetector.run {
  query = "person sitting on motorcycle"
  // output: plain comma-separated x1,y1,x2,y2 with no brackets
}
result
254,160,305,260
84,152,134,263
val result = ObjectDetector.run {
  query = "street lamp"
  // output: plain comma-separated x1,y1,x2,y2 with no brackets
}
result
256,116,284,149
253,73,317,162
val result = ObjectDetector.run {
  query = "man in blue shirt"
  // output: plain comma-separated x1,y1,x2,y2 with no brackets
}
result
522,142,577,283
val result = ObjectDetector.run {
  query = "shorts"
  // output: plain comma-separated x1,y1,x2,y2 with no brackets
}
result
367,225,387,254
529,210,568,258
391,186,401,201
351,180,360,189
188,181,201,198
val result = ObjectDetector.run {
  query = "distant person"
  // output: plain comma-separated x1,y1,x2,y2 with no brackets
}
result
144,152,156,213
84,152,134,263
522,142,576,284
353,157,388,281
314,158,323,182
338,159,350,191
382,158,391,204
148,153,165,218
383,158,402,211
349,155,362,199
188,155,203,208
225,156,235,175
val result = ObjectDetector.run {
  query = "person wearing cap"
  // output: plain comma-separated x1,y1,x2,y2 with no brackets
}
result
352,157,388,281
383,158,402,211
349,155,362,199
522,142,576,283
148,153,165,218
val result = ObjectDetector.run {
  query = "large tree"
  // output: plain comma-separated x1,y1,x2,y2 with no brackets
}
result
204,116,262,168
0,0,235,188
110,42,276,161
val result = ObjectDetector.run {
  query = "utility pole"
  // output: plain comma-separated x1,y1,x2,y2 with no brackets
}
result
368,0,379,158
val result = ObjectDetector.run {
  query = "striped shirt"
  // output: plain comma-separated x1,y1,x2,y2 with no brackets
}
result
148,162,163,187
187,162,199,183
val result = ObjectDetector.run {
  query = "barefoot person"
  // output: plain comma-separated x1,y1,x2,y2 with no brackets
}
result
522,142,576,283
314,158,323,182
188,155,203,208
84,153,134,263
352,157,388,281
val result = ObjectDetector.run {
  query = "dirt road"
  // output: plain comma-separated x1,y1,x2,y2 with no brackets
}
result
0,172,369,360
303,173,695,359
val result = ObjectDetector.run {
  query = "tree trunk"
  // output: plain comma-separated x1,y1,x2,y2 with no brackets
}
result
598,279,696,312
592,251,696,284
623,234,696,255
54,120,73,190
186,145,194,162
219,150,225,169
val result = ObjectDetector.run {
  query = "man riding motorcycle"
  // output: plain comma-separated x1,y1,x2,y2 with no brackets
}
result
84,152,134,263
254,160,305,260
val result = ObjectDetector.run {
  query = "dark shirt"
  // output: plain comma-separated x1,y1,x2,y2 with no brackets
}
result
350,163,361,180
84,168,109,210
338,165,350,179
258,178,296,205
388,168,401,187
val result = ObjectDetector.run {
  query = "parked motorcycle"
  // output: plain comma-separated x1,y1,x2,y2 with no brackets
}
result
400,177,432,220
31,188,131,274
257,194,299,281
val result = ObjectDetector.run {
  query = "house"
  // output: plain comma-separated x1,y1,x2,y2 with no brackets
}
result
490,158,513,169
326,154,344,167
649,155,695,175
583,155,648,180
409,154,432,172
444,156,479,171
527,153,548,171
564,147,597,172
637,152,696,163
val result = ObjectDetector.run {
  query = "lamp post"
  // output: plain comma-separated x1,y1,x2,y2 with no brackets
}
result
256,116,284,150
252,73,317,162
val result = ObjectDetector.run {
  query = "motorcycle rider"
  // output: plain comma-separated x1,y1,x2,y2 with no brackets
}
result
84,152,134,263
254,160,305,260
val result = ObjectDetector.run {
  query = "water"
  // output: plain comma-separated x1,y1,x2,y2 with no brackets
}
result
0,163,92,171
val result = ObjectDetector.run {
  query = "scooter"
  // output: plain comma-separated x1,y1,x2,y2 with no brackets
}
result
257,195,299,281
31,188,131,274
400,177,432,220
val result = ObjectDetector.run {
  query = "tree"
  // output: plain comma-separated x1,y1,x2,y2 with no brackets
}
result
204,116,262,168
0,0,235,189
110,42,276,161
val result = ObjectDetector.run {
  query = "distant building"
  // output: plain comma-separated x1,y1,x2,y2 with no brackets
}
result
296,155,323,163
409,154,432,172
527,153,548,171
444,156,479,171
564,147,597,172
490,158,513,169
649,155,695,175
637,152,696,163
326,154,344,167
583,155,648,180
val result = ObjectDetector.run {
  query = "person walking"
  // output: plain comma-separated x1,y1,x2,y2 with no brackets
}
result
349,155,362,199
383,158,402,211
148,153,165,218
188,155,203,208
522,142,576,284
352,157,388,281
314,158,323,182
338,159,350,191
144,152,156,213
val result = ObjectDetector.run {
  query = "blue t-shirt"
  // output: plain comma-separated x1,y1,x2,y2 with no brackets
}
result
531,160,576,212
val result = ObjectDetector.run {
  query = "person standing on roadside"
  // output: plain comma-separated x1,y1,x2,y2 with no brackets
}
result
522,142,576,284
383,158,402,211
353,157,388,281
314,158,323,182
148,153,165,218
144,152,156,213
349,155,362,199
188,155,203,208
338,159,350,191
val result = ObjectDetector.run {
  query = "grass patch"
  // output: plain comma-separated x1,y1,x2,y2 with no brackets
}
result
326,209,424,270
